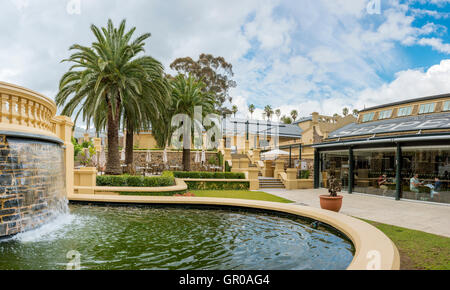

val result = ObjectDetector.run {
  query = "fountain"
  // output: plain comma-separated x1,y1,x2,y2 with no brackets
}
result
0,82,73,238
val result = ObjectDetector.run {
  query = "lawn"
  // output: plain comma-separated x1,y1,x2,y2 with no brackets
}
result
362,219,450,270
189,190,294,203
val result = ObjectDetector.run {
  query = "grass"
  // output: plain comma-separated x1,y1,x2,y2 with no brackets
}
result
189,190,294,203
362,219,450,270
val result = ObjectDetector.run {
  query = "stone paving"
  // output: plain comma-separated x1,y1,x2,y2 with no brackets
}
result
260,188,450,238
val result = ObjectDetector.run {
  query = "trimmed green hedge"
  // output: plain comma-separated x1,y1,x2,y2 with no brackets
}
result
298,170,310,179
97,174,175,187
171,171,245,179
118,190,187,196
184,181,249,190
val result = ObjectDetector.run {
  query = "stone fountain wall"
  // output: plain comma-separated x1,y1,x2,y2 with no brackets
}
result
0,135,66,237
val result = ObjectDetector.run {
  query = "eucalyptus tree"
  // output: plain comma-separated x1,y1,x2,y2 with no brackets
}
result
343,107,349,116
248,104,255,119
56,19,166,175
170,74,216,171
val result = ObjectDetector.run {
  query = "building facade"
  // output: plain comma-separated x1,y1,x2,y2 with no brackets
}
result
314,94,450,204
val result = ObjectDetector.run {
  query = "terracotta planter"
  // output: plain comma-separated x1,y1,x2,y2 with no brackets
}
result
319,195,343,212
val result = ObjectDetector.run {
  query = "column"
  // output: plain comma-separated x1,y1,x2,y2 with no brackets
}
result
396,143,402,201
314,149,320,189
348,147,354,194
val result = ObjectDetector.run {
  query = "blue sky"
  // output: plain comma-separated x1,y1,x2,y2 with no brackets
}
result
1,0,450,124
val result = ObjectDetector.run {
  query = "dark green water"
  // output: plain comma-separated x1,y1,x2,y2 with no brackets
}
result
0,205,354,270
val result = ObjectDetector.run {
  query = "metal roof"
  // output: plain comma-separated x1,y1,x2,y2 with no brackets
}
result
359,93,450,113
223,118,303,138
328,112,450,139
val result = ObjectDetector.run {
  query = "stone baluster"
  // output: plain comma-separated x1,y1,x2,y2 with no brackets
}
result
11,96,19,124
28,100,36,128
19,97,28,126
0,94,9,123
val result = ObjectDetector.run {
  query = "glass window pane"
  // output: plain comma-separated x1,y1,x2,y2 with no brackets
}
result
402,146,450,204
320,151,350,190
443,101,450,112
353,148,397,197
398,106,412,117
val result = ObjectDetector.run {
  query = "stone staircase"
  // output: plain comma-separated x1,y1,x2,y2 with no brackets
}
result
259,177,285,189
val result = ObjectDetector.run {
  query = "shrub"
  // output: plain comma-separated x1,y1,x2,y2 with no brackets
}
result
225,161,231,172
184,181,249,190
298,170,310,179
97,175,175,187
171,171,245,179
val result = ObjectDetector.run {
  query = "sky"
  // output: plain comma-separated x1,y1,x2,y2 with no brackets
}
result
1,0,450,124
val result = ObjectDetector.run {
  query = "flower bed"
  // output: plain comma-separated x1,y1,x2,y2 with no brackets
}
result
184,180,249,190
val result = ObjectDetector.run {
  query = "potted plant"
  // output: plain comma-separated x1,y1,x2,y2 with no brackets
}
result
319,175,343,212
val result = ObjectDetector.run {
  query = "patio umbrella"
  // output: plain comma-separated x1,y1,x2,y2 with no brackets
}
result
163,148,168,164
146,151,152,163
120,149,125,161
201,150,206,164
195,150,200,163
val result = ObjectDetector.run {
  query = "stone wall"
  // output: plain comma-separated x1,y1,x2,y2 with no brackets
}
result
132,151,220,171
0,135,66,237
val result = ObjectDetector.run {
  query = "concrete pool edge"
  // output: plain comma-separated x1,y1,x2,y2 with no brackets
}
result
67,194,400,270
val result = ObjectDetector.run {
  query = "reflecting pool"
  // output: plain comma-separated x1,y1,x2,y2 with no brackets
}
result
0,205,354,270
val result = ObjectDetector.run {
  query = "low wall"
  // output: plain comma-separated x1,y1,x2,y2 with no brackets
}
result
67,194,400,270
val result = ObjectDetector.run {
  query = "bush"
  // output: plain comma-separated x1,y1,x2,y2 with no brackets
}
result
97,175,175,187
185,181,249,190
298,170,310,179
171,171,245,179
225,161,231,172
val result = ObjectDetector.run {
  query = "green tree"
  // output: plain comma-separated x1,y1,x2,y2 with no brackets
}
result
290,110,298,122
275,109,281,121
352,109,359,117
343,107,349,116
231,105,238,117
264,105,274,121
281,115,293,124
170,54,236,113
56,19,164,175
248,104,255,119
170,74,215,171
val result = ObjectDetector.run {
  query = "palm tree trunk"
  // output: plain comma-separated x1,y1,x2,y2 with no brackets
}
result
105,101,122,175
182,132,191,171
124,121,135,174
182,148,191,171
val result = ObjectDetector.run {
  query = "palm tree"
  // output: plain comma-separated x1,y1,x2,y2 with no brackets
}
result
231,105,238,118
170,74,215,171
281,115,292,124
290,110,298,122
275,109,281,121
248,104,255,119
343,107,349,116
264,105,274,120
56,19,163,175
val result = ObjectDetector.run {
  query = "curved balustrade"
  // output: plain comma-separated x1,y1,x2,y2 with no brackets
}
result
0,81,57,136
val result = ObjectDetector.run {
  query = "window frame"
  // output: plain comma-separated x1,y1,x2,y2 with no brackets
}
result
397,106,412,117
362,112,375,123
378,109,393,120
418,102,436,114
443,100,450,112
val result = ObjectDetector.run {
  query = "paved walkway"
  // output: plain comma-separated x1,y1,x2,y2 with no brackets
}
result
261,188,450,237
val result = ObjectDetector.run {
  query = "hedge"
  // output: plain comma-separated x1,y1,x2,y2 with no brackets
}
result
118,189,187,196
97,173,175,187
298,170,310,179
171,171,245,179
184,181,249,190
